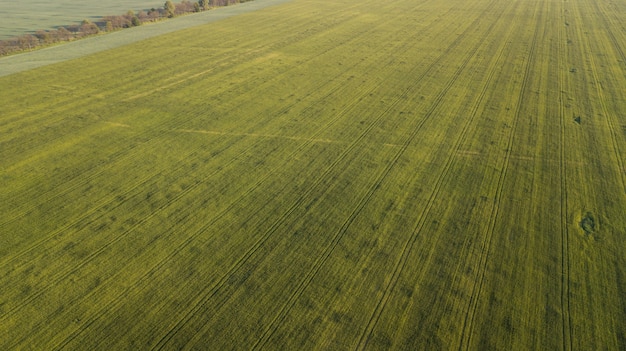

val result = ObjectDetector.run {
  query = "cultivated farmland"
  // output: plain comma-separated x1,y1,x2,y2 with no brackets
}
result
0,0,169,40
0,0,625,349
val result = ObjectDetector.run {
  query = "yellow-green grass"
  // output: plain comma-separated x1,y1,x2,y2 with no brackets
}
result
0,0,161,40
0,0,295,75
1,0,625,349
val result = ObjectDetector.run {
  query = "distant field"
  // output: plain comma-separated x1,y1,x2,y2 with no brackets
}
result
0,0,167,39
1,0,625,349
0,0,294,77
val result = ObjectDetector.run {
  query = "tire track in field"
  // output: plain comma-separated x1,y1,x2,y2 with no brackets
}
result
0,16,340,233
0,5,385,271
0,24,288,175
149,95,387,350
459,0,543,349
11,61,376,342
0,0,338,140
1,41,307,229
352,1,515,349
582,0,626,66
0,0,297,78
0,125,252,269
582,0,626,194
562,0,625,348
433,1,519,346
557,3,573,349
120,0,371,103
46,90,357,350
118,1,363,102
176,2,491,348
246,39,439,347
0,135,262,337
0,128,169,230
49,142,314,351
3,0,427,344
177,129,346,144
250,126,405,351
0,91,111,133
5,72,346,329
0,54,310,234
51,63,390,351
91,2,464,348
0,142,196,266
0,1,354,177
0,129,239,257
3,0,468,346
0,0,421,214
2,0,376,190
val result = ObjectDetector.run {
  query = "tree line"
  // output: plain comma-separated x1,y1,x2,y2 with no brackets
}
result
0,0,252,56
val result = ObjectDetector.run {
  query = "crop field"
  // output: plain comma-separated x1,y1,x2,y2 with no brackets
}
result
1,0,625,349
0,0,166,40
0,0,294,76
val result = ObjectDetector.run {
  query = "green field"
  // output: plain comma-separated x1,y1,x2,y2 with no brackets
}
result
0,0,294,76
0,0,169,40
1,0,625,349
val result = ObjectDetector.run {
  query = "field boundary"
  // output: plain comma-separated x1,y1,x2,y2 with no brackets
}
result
0,0,293,78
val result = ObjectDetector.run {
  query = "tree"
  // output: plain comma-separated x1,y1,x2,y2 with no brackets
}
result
148,9,161,21
199,0,209,10
0,40,9,56
34,30,51,44
103,15,126,29
137,10,149,22
17,34,37,50
80,19,99,36
178,0,195,14
55,27,72,41
164,0,176,17
127,10,141,26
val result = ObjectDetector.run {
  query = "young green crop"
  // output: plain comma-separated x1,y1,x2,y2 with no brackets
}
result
0,0,625,349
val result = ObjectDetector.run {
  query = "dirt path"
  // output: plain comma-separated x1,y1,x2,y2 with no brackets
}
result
0,0,293,78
